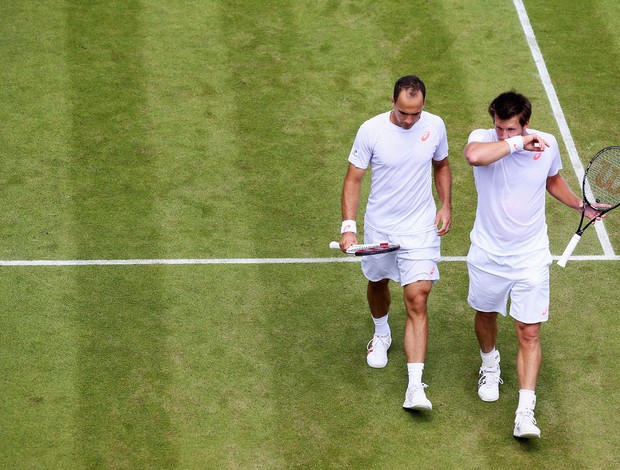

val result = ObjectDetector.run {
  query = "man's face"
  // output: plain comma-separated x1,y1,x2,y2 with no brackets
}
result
391,90,425,130
493,115,529,140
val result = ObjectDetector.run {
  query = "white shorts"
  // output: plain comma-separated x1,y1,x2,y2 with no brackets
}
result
361,225,440,286
466,244,551,324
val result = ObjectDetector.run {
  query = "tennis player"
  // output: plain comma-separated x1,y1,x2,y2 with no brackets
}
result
464,91,600,438
338,75,452,411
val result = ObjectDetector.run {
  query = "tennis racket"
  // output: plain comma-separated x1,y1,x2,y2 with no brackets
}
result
557,146,620,267
329,241,400,256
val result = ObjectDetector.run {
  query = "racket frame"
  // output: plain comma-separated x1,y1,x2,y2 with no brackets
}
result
329,241,400,256
557,146,620,267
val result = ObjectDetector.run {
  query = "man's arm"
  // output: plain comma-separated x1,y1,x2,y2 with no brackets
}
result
546,172,581,210
464,134,549,166
339,163,366,250
432,157,452,236
546,172,602,220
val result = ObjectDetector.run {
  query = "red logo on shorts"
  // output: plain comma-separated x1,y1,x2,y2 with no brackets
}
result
429,267,436,276
541,307,548,317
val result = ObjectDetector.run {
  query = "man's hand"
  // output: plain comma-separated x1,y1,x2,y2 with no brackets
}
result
523,133,549,152
435,205,452,236
339,232,357,252
582,201,610,222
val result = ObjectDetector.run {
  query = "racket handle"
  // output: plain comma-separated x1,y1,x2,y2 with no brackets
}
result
557,233,582,267
329,241,340,250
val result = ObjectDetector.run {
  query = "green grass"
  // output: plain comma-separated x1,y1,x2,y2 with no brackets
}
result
0,0,618,468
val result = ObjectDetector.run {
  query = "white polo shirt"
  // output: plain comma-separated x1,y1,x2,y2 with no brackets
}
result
468,128,562,256
348,110,449,235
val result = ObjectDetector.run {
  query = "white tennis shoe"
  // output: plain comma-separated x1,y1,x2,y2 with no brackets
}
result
478,350,502,402
366,334,391,368
513,408,541,438
478,366,503,402
403,383,432,411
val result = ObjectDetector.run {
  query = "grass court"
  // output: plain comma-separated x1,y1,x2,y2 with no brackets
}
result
0,0,619,468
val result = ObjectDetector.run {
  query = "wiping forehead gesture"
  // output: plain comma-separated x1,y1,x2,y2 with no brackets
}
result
466,91,549,166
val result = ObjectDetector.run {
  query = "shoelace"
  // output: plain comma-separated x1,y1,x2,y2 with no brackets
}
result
367,335,389,353
516,409,537,426
407,383,429,396
478,367,504,387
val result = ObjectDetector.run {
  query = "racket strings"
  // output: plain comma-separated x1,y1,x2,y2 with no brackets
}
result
586,147,620,207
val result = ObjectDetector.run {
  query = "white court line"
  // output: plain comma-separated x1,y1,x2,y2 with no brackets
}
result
513,0,615,257
0,258,360,266
0,255,618,266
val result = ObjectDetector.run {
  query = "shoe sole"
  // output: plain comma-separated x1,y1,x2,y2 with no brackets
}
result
403,402,432,411
478,393,499,402
367,361,388,368
514,426,541,438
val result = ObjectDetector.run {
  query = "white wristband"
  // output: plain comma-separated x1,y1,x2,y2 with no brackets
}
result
505,136,524,154
341,220,357,234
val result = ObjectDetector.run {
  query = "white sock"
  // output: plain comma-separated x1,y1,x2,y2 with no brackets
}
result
407,363,424,388
518,389,536,410
372,314,390,337
480,348,498,368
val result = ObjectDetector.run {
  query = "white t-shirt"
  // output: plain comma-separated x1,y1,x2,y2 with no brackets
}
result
348,110,449,235
468,128,562,256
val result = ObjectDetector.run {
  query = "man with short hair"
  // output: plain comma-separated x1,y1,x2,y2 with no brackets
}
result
464,90,602,438
338,75,452,411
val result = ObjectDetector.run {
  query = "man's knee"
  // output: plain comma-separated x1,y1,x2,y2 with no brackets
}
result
368,279,390,295
516,321,541,344
404,281,431,314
